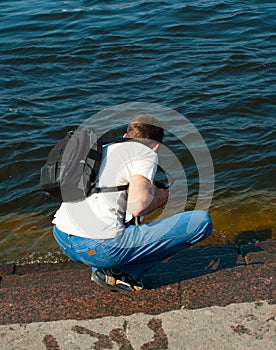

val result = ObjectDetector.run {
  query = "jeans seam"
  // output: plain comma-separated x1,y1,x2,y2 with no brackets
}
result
53,231,70,250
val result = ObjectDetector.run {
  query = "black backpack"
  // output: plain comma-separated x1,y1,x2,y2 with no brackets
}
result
40,126,128,202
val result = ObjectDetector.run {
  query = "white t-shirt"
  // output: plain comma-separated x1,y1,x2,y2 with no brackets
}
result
52,141,158,239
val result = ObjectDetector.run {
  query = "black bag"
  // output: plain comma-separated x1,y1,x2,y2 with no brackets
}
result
40,127,169,203
40,126,106,202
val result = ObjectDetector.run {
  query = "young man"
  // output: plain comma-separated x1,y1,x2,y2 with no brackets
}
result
53,114,212,292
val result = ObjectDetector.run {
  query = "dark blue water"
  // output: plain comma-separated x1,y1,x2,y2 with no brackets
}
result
1,0,275,263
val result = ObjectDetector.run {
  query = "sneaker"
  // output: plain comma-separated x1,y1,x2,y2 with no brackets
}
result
92,268,150,292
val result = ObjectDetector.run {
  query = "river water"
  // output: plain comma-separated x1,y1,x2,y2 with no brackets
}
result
0,0,275,264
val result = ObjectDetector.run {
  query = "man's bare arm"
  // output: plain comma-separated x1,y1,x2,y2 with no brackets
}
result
127,174,169,217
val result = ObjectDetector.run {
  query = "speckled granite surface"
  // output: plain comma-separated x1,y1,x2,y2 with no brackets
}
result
1,241,275,325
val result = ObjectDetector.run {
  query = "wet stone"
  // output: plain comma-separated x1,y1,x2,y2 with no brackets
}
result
0,264,15,278
14,261,80,276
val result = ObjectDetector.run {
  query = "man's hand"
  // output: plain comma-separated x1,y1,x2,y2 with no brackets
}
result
127,174,169,217
155,186,169,208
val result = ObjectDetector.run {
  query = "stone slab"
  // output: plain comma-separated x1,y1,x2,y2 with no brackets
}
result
180,263,276,309
1,301,275,350
1,242,276,326
0,267,180,325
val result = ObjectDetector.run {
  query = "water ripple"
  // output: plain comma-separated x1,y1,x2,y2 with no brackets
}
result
0,0,275,261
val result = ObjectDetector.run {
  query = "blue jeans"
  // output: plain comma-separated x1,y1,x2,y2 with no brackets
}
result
53,210,212,281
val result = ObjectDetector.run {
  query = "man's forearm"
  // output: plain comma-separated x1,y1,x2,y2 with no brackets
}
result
130,185,168,217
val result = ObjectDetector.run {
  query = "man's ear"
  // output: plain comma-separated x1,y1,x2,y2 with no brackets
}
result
123,133,127,138
151,143,160,152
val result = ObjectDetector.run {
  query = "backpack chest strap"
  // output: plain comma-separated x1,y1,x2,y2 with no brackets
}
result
91,184,129,194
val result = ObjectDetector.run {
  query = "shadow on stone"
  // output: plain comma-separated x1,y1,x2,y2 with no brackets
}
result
146,245,241,288
146,229,272,288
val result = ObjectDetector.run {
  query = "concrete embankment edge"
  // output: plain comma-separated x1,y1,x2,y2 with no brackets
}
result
1,301,275,349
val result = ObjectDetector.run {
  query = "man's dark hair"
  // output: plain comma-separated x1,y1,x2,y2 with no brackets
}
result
126,114,164,143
